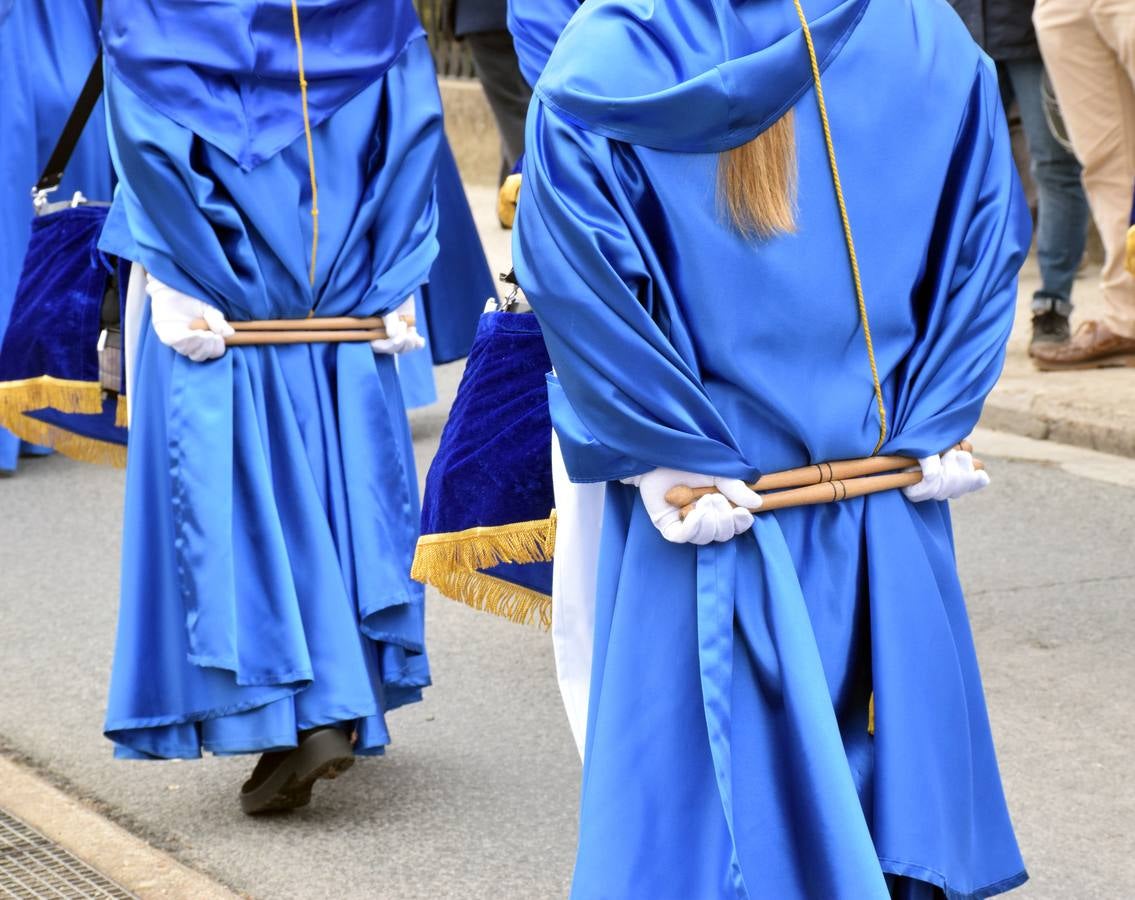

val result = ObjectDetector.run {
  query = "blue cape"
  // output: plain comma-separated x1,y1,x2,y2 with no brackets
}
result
516,0,1031,896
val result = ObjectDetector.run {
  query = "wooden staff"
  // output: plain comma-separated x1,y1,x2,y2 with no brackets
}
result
668,443,981,517
225,316,386,331
216,329,388,346
188,314,415,346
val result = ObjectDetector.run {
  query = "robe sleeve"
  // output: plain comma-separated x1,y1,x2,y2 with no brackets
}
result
514,102,756,484
882,59,1031,458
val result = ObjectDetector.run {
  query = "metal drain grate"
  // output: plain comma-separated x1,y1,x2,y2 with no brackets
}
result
0,809,136,899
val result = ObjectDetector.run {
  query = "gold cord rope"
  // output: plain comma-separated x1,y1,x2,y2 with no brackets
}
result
290,0,320,288
792,0,887,455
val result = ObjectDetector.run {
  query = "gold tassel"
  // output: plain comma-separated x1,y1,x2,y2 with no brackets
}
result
0,377,105,422
411,515,557,583
114,394,129,428
497,173,522,229
868,691,875,736
1,412,126,467
427,568,552,630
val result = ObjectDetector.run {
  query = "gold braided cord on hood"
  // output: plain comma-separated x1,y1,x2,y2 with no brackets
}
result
794,0,887,455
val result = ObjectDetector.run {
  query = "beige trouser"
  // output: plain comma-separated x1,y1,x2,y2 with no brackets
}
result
1035,0,1135,338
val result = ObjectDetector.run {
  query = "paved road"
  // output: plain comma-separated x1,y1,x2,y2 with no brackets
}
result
1,191,1133,899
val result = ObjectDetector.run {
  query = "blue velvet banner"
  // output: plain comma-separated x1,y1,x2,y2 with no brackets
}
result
421,311,553,538
413,311,555,624
0,204,128,460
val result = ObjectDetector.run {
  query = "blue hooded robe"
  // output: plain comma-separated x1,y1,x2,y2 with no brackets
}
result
514,0,1031,897
0,0,110,471
100,0,441,759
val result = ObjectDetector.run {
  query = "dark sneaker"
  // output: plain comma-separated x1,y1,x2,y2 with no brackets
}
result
1030,309,1071,348
240,726,354,815
1028,294,1072,355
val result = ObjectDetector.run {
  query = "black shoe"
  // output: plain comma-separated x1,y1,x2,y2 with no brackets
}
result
1030,309,1071,347
1028,294,1072,354
240,727,355,815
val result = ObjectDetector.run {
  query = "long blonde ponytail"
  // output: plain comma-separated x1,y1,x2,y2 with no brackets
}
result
718,111,798,237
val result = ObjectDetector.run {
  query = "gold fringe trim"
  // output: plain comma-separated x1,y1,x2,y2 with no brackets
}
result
427,569,552,630
412,514,557,582
0,376,105,421
411,513,557,629
115,393,129,428
868,691,875,736
0,412,126,467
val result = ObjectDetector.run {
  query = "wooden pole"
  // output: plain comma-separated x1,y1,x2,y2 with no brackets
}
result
666,442,973,510
220,329,387,346
186,314,420,345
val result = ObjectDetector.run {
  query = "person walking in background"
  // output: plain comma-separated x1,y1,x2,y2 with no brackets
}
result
949,0,1089,353
1032,0,1135,369
447,0,532,187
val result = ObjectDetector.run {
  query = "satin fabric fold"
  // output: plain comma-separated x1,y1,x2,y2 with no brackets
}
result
103,37,441,758
507,0,584,88
535,0,868,152
515,0,1031,895
101,0,425,170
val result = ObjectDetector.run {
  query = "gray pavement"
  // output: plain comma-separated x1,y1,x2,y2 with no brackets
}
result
0,187,1133,899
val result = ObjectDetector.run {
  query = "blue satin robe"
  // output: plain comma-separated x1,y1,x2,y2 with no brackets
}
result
400,135,500,410
100,10,442,758
515,0,1031,896
0,0,110,471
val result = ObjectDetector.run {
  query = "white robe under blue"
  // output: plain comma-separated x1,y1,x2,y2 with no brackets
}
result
100,1,442,758
515,0,1032,896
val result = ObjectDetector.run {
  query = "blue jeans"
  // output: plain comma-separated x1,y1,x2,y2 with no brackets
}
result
998,58,1090,313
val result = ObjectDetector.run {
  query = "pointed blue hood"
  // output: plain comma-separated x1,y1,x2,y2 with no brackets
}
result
102,0,425,170
536,0,869,152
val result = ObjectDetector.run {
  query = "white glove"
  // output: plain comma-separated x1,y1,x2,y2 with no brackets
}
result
147,275,233,363
903,448,989,503
622,468,762,545
371,296,426,355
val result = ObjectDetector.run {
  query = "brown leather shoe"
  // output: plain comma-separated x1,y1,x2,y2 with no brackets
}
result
1031,320,1135,371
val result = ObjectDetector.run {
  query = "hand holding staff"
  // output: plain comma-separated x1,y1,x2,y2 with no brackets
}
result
667,443,983,518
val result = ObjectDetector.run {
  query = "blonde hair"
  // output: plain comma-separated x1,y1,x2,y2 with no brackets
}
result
718,111,798,237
